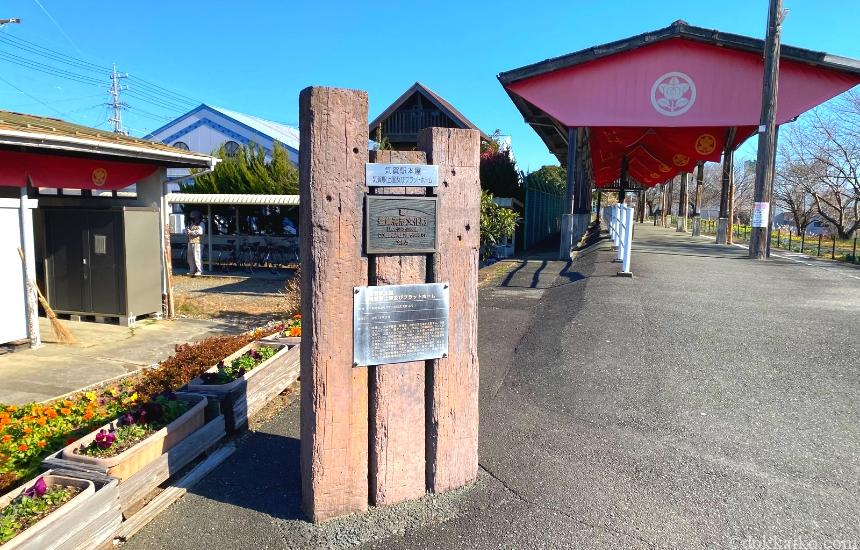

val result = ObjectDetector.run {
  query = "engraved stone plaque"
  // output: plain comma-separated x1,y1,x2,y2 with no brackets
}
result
366,195,438,254
353,282,449,367
366,162,439,187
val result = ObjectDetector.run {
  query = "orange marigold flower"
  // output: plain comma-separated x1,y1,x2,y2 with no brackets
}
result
22,427,32,434
60,408,71,416
0,412,9,420
17,444,27,452
36,417,46,426
63,400,75,408
83,411,94,420
45,409,57,419
1,435,11,443
37,441,46,448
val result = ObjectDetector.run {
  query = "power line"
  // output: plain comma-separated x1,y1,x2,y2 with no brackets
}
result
0,32,199,108
30,0,84,58
0,73,64,115
0,50,104,85
0,33,107,73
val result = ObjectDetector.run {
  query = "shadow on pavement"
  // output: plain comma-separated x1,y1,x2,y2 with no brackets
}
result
188,430,307,521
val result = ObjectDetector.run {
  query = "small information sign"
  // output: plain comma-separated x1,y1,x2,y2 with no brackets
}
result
353,282,449,367
752,201,770,228
366,195,438,254
366,163,439,187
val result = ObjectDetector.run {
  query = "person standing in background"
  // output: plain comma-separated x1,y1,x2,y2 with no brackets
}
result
185,210,204,276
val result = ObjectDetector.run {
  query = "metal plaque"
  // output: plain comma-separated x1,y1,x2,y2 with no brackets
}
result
366,163,439,187
353,282,449,367
366,195,438,254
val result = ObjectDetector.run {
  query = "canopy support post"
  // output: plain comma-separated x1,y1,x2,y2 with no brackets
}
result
617,157,628,204
207,203,213,273
717,127,737,244
665,176,675,228
692,162,704,236
676,172,689,232
19,184,40,349
559,127,578,260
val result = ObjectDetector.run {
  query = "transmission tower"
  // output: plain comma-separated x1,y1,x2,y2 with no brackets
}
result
108,63,128,134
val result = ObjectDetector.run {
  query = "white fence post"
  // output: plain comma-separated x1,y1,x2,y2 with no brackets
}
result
618,205,634,277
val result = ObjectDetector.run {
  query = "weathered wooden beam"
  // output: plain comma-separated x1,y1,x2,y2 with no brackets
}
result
418,127,480,493
367,149,427,507
299,86,370,522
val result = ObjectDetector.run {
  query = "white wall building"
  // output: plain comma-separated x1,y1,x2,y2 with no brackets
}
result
145,104,299,191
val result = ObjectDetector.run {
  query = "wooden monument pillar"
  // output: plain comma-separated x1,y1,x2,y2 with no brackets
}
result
299,87,480,522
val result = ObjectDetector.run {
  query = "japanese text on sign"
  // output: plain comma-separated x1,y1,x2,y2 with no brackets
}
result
353,283,449,366
366,163,439,187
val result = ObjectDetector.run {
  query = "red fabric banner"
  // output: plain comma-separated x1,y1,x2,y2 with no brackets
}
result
0,150,158,190
591,125,755,186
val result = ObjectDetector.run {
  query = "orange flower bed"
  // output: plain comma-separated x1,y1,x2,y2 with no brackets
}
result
0,324,280,494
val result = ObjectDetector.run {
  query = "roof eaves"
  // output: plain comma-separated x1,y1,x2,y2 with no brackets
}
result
498,20,860,85
0,129,219,168
206,105,300,152
142,104,209,139
369,82,491,142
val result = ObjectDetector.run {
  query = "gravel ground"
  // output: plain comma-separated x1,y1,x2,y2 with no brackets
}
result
172,273,294,329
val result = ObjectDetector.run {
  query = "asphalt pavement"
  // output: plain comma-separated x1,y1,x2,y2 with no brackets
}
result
125,223,859,549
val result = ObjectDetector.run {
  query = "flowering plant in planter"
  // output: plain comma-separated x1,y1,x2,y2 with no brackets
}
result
73,393,189,459
0,476,79,545
198,347,276,385
0,382,137,494
279,314,301,338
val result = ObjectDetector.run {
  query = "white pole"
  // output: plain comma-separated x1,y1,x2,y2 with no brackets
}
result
621,206,634,275
616,206,625,262
19,186,40,348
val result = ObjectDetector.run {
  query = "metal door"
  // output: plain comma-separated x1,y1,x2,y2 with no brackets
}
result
46,210,86,313
86,211,124,315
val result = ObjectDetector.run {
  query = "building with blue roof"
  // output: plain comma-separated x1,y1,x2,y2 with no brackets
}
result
144,104,299,190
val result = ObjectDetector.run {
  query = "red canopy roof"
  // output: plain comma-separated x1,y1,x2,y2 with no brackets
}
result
499,22,860,187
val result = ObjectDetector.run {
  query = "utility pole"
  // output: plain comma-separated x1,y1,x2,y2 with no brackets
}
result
108,64,128,135
750,0,783,259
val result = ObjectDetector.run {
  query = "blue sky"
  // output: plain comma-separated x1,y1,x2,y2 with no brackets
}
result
0,1,857,170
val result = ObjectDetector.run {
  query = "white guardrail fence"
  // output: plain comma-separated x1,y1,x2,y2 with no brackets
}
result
604,203,634,277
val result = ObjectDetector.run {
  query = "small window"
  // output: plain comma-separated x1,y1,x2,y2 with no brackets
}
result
224,140,240,157
173,141,190,151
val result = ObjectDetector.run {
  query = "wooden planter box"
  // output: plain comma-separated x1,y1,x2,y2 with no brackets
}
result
0,472,121,550
43,398,226,517
58,393,207,481
260,334,300,346
186,340,300,432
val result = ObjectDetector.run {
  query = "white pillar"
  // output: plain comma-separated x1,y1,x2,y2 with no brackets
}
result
19,186,40,348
